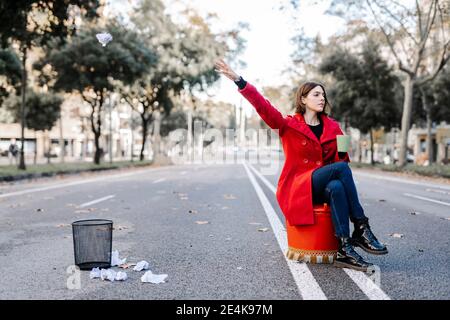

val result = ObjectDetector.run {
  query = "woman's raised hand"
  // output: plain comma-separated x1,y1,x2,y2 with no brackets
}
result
214,59,240,82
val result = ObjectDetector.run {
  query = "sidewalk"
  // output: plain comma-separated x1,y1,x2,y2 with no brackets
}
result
351,165,450,185
0,158,170,183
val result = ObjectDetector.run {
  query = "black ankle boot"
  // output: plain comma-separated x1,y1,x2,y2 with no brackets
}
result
334,237,373,272
352,218,388,255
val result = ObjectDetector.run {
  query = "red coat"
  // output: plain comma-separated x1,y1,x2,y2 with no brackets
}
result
239,83,350,226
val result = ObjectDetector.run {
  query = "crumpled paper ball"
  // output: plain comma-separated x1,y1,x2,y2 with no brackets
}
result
96,32,113,47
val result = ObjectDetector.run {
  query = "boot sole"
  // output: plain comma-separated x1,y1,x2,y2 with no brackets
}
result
333,261,371,272
353,242,388,255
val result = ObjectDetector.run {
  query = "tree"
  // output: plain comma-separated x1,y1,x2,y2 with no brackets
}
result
36,21,157,164
0,0,100,170
414,65,450,163
320,39,400,164
124,0,245,163
5,90,62,163
0,48,22,105
324,0,450,166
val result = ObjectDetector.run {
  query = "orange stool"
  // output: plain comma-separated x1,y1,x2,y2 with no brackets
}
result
286,203,338,263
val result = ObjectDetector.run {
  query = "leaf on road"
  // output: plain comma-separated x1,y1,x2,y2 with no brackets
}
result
195,221,209,225
258,228,269,232
390,233,404,238
188,209,198,214
57,224,70,228
74,209,90,214
223,194,237,200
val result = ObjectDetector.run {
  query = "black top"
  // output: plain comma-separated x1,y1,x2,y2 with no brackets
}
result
308,120,323,140
234,76,346,159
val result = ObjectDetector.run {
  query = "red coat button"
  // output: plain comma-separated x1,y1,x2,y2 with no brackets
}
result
316,160,322,165
301,140,307,145
303,158,309,163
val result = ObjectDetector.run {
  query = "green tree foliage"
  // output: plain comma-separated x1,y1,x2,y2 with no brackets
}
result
5,89,62,130
4,90,62,163
0,0,100,169
119,0,245,161
35,21,158,164
319,39,400,164
0,48,22,104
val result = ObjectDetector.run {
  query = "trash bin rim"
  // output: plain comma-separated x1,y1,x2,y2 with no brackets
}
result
72,219,113,226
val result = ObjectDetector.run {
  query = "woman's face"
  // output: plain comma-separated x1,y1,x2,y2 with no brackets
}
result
302,86,325,112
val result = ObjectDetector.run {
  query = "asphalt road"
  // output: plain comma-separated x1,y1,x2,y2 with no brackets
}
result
0,159,448,300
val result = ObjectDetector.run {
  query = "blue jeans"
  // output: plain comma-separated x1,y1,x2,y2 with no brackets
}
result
312,162,367,238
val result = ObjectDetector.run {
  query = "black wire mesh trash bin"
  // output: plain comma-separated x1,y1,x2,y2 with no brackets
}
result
72,219,113,270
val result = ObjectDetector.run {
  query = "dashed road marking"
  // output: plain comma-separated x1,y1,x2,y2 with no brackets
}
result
79,195,115,208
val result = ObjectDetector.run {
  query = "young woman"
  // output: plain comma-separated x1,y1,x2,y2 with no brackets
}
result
215,59,387,271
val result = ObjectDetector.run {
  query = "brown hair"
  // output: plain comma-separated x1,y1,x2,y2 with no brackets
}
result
295,81,331,115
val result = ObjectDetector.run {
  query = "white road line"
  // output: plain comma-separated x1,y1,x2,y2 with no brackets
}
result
353,171,450,191
0,168,157,199
425,188,450,195
246,162,391,301
153,178,166,184
403,193,450,207
242,161,327,300
343,269,391,300
79,195,115,208
247,164,277,194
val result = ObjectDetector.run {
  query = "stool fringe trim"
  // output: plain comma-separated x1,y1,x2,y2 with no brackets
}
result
286,247,337,264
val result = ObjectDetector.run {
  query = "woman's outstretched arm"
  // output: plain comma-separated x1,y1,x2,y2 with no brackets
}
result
214,59,287,132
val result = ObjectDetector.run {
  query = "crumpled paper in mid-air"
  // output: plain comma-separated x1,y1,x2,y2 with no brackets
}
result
96,32,113,47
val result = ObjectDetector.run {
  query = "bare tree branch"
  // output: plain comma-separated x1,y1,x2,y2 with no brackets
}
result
437,0,449,46
417,38,450,84
373,0,418,45
416,0,423,37
422,0,438,43
391,0,416,16
366,0,413,75
413,0,438,73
